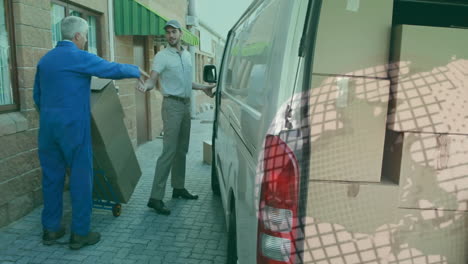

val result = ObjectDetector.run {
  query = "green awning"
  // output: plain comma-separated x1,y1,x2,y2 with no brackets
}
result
114,0,199,46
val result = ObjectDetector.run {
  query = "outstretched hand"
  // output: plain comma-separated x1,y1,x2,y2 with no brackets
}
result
139,68,150,79
137,82,147,93
137,68,150,93
202,84,216,98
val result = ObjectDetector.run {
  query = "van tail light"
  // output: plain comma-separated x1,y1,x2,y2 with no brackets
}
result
258,135,300,264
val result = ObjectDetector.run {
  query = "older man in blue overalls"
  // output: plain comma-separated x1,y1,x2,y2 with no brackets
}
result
34,16,148,249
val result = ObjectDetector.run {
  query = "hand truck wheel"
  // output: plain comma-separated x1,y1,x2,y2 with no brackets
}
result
112,203,122,217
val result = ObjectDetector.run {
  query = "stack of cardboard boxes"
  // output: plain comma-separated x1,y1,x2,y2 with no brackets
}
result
304,1,467,262
305,0,402,257
384,25,468,263
307,0,393,183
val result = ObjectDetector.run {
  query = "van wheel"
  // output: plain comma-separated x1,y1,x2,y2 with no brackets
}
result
227,207,237,264
211,161,221,196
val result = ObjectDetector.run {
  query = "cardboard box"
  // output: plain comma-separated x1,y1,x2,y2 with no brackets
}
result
203,140,212,165
306,181,399,234
303,181,400,263
90,78,142,203
393,208,468,264
387,59,468,134
302,182,467,263
313,0,393,78
385,132,468,212
390,25,468,78
307,75,390,182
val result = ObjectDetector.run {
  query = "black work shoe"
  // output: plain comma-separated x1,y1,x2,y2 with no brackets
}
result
69,232,101,250
42,227,66,246
172,188,199,200
147,199,171,215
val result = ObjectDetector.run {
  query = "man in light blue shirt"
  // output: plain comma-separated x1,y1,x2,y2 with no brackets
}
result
152,37,193,98
141,20,215,215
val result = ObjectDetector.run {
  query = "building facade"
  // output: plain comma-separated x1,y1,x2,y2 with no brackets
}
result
0,0,207,228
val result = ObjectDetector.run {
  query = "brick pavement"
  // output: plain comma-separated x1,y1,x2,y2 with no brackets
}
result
0,110,227,264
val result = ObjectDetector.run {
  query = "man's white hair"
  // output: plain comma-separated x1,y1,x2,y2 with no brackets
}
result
61,16,88,40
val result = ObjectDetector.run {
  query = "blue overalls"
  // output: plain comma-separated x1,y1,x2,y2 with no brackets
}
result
33,41,140,236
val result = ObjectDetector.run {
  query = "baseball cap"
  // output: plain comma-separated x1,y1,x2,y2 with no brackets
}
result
164,20,181,30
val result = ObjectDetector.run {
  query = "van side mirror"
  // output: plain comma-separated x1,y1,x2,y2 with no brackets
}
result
203,65,217,83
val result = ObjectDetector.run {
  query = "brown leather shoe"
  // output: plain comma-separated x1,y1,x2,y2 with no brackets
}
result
147,199,171,215
42,227,66,245
69,232,101,250
172,188,199,200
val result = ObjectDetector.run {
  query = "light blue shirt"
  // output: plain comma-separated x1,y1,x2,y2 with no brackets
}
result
152,46,192,98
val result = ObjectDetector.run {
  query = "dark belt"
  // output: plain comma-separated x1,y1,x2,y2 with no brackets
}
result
165,95,190,103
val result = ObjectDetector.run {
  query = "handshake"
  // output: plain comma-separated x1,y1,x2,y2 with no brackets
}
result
136,68,151,92
135,68,216,98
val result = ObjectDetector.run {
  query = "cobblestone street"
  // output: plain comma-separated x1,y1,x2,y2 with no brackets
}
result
0,111,227,264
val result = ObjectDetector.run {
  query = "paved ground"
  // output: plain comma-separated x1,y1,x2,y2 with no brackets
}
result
0,110,228,264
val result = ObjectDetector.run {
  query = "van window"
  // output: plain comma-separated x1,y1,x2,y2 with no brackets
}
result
221,0,294,112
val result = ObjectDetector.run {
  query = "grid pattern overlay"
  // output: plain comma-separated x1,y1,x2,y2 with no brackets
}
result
388,59,468,134
307,76,390,182
399,133,468,211
259,59,468,262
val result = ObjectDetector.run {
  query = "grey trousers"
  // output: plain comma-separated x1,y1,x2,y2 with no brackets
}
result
150,97,191,200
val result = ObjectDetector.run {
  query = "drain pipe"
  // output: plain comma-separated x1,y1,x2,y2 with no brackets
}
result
108,0,118,93
108,0,115,62
187,0,199,117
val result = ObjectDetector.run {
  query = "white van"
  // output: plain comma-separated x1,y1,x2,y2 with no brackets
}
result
203,0,468,263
